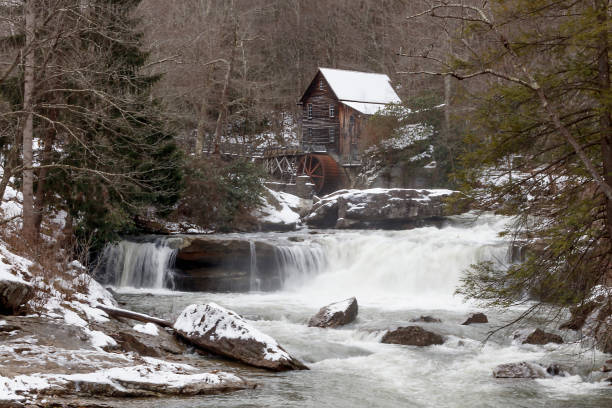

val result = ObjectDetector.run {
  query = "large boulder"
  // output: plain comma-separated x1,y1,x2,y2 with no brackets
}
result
0,278,32,315
522,328,563,345
304,188,459,229
173,303,308,371
381,326,444,346
308,297,358,328
461,312,488,325
173,237,281,292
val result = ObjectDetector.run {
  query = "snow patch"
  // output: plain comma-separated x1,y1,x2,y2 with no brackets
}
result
133,322,159,336
255,188,301,225
88,330,117,348
0,374,51,401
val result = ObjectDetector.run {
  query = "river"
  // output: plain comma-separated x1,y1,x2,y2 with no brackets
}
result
104,213,611,407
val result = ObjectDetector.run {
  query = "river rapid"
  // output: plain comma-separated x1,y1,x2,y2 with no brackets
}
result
107,214,611,408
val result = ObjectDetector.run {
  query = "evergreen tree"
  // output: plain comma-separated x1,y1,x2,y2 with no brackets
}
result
46,0,183,245
405,1,611,309
0,0,183,246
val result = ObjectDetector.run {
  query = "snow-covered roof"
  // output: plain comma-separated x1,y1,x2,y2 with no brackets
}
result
341,101,389,115
300,68,401,115
319,67,401,105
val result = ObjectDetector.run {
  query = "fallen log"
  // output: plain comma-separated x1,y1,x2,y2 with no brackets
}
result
96,304,172,328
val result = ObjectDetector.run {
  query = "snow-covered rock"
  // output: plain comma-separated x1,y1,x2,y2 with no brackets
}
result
0,242,33,314
174,303,308,371
305,188,459,229
308,297,358,328
0,278,32,315
0,358,251,400
253,188,303,231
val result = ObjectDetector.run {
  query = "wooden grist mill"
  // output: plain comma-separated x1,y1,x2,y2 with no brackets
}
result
240,68,401,196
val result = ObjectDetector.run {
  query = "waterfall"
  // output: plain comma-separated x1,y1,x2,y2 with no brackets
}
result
288,214,512,306
274,244,327,289
96,213,512,302
249,240,261,291
99,237,179,289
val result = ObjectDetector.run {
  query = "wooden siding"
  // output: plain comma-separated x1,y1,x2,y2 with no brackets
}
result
300,70,369,161
338,104,365,163
301,72,340,151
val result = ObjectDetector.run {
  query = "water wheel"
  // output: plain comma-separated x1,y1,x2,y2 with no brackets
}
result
297,154,342,195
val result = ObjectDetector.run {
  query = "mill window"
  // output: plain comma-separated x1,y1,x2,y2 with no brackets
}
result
329,128,335,143
307,103,313,119
308,128,312,140
329,104,335,118
319,80,324,90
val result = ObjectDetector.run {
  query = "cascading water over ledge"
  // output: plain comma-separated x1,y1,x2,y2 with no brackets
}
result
98,234,328,292
96,214,513,298
97,236,182,289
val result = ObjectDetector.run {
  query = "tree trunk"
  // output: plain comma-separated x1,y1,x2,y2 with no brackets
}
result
596,0,612,285
213,59,232,155
34,112,56,232
195,93,208,157
96,305,172,328
22,0,36,239
213,22,236,155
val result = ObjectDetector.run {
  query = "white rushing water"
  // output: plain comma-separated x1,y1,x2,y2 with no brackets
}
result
99,237,178,289
111,214,611,407
249,240,261,291
277,214,510,309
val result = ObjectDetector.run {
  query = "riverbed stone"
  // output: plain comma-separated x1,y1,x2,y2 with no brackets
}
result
493,362,548,378
381,326,444,346
0,278,33,315
107,326,185,357
308,297,358,328
461,312,488,325
410,315,442,323
173,303,308,371
522,328,563,345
